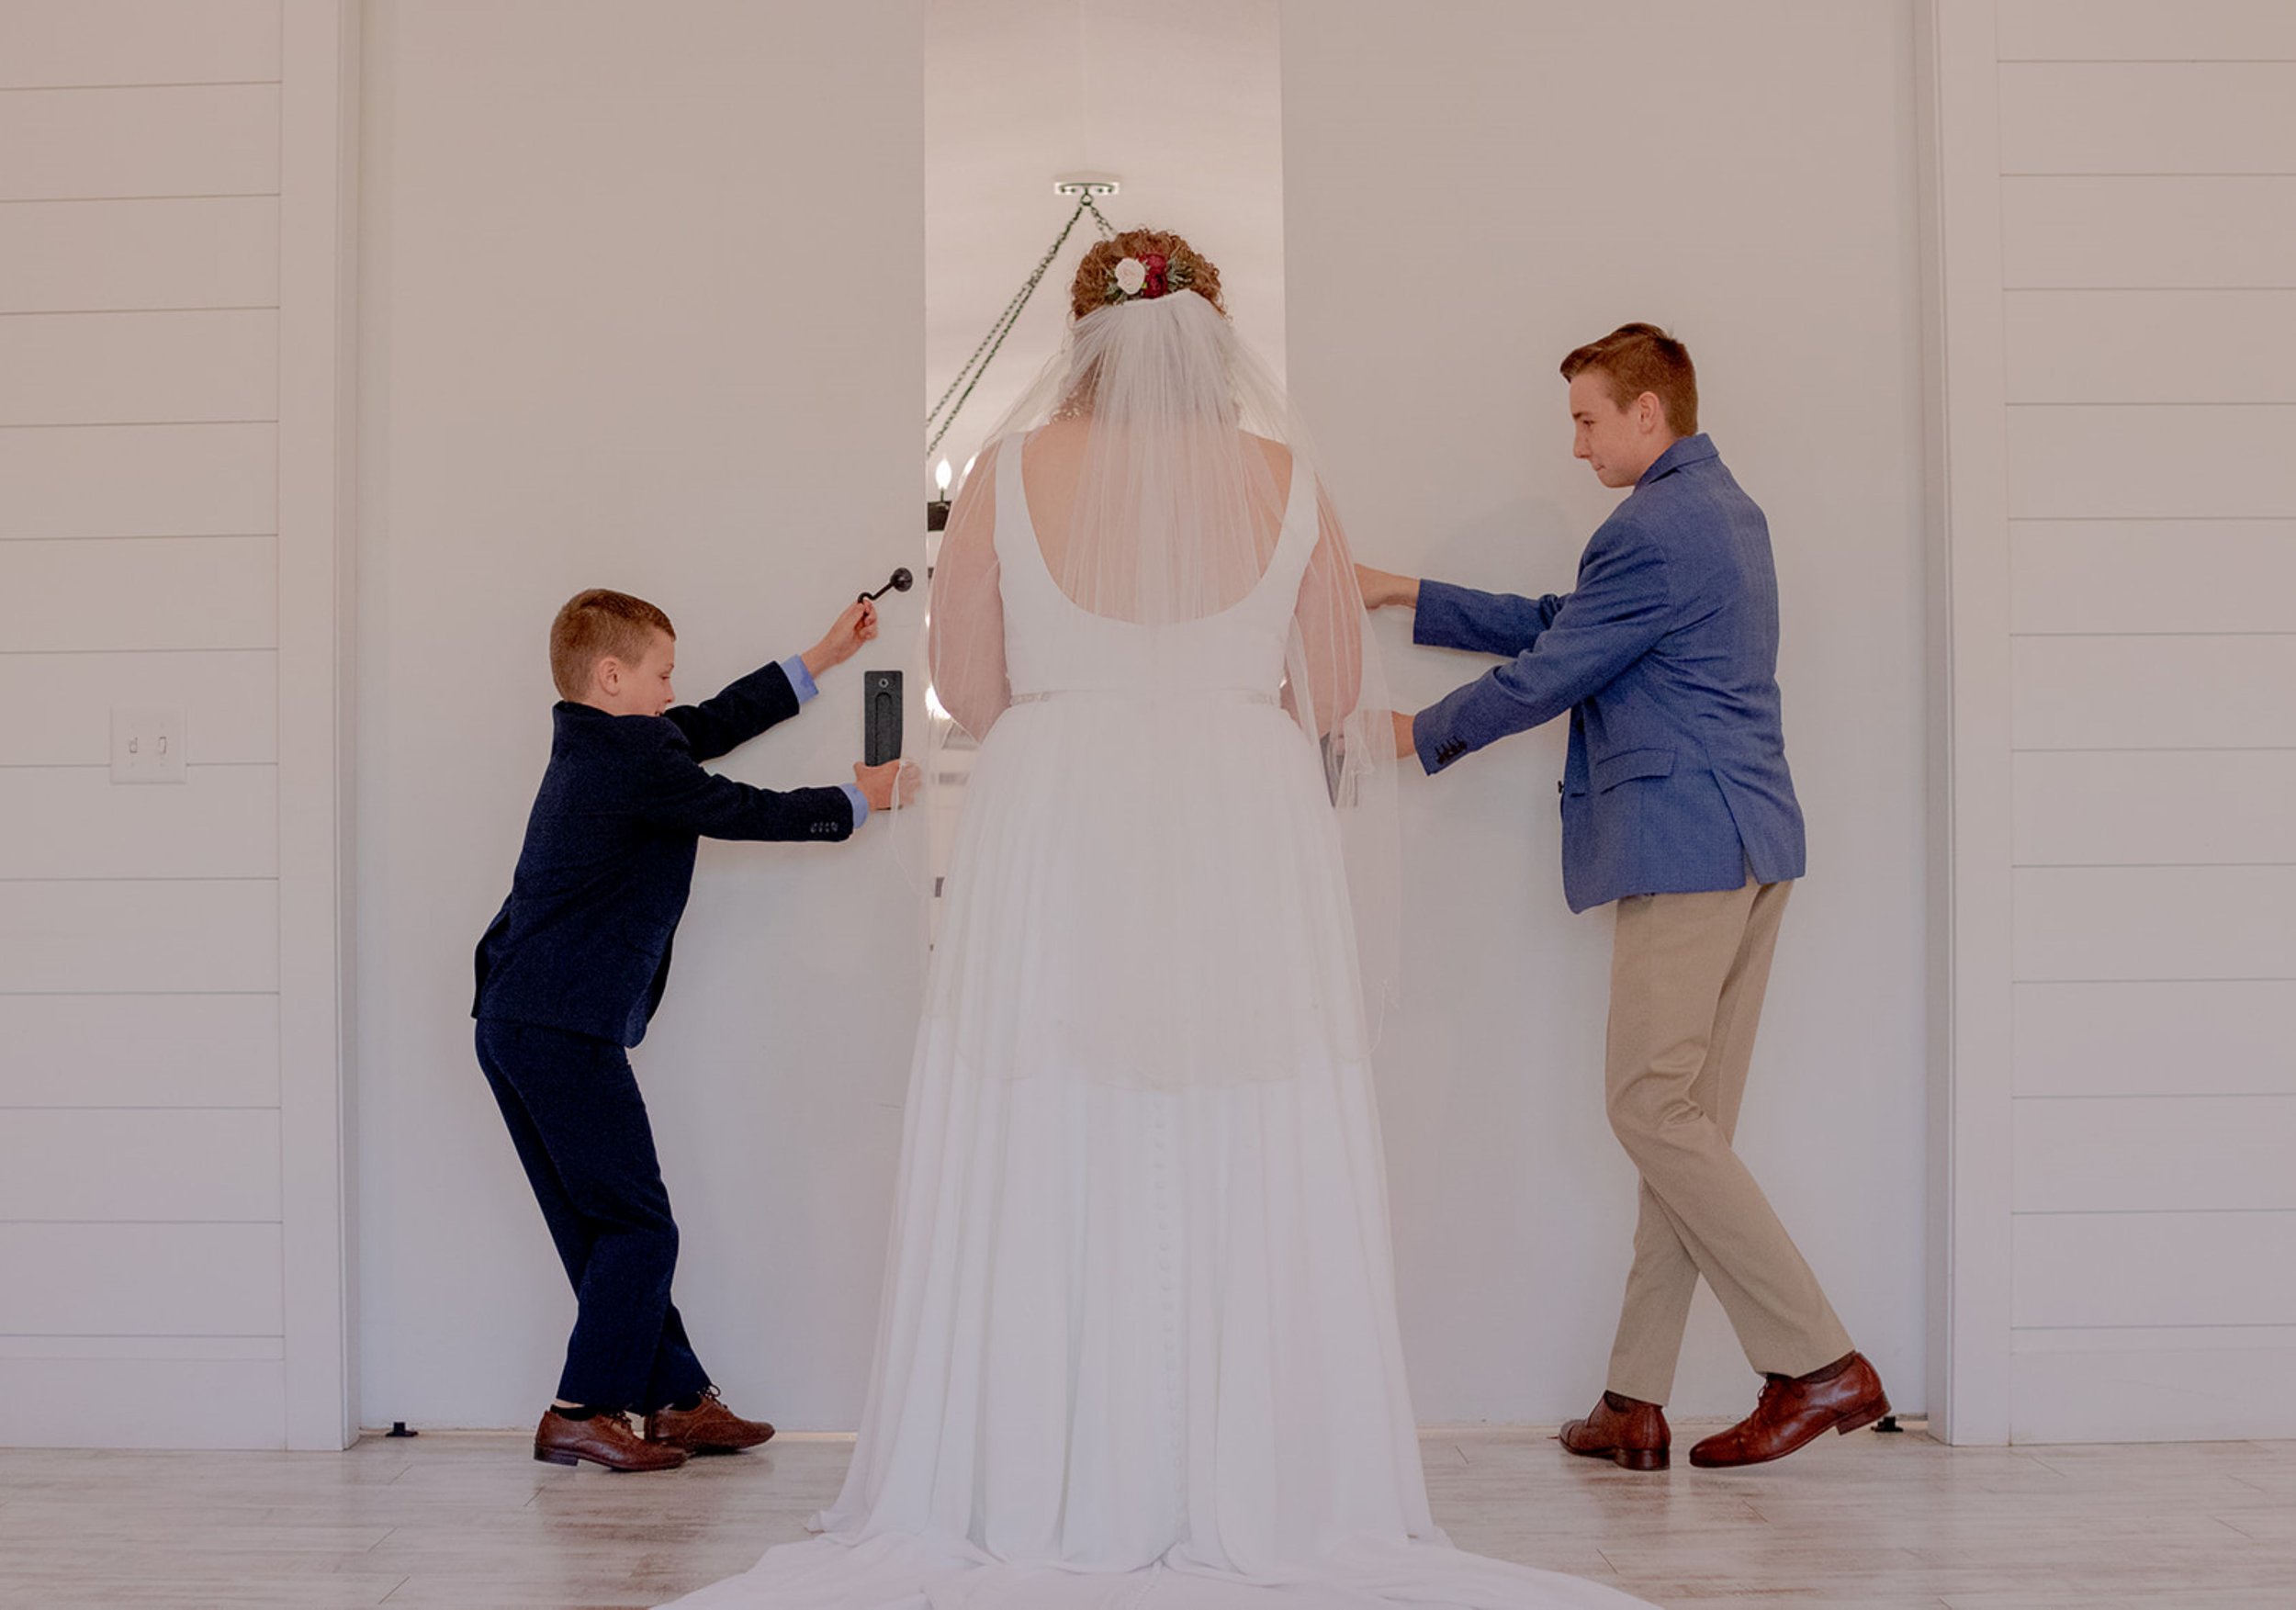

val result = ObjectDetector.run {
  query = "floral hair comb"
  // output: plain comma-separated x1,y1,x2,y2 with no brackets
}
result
1105,248,1199,305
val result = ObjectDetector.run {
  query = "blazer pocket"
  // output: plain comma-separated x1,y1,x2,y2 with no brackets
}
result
1592,748,1677,793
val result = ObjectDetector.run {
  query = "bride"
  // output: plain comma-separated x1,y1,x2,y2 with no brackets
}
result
664,231,1649,1609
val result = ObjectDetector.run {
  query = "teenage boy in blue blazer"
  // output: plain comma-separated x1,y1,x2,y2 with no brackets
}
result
475,587,916,1471
1361,325,1885,1472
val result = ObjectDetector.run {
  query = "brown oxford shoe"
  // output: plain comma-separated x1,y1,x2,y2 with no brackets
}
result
534,1407,688,1472
1559,1390,1671,1471
645,1387,775,1454
1689,1351,1890,1469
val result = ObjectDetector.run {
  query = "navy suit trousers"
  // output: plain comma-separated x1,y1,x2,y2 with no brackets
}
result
474,1019,711,1413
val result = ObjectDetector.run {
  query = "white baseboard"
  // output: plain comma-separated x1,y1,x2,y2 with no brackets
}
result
0,1357,287,1449
2012,1327,2296,1443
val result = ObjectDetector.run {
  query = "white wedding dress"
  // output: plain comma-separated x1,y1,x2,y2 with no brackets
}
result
660,431,1649,1610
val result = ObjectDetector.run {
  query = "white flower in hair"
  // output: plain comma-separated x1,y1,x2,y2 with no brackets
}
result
1113,257,1148,296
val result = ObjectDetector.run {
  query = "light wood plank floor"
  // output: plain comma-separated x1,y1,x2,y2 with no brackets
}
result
2,1424,2291,1607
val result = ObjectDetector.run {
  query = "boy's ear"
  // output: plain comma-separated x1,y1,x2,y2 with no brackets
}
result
593,656,622,693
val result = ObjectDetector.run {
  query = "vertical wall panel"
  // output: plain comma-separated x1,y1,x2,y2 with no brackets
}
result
2006,405,2296,519
0,1223,283,1336
0,3,306,1455
0,880,280,996
0,994,281,1108
2014,1214,2296,1329
2015,979,2296,1098
2014,866,2296,983
2004,291,2296,404
0,84,280,201
0,197,281,313
2011,636,2296,750
0,310,279,426
0,1,281,88
2014,1096,2296,1211
2009,520,2296,634
2001,177,2296,289
1933,0,2296,1443
0,650,276,767
0,765,279,880
0,422,278,539
1998,63,2296,175
0,1110,282,1222
1998,2,2296,62
2012,749,2296,866
0,535,279,649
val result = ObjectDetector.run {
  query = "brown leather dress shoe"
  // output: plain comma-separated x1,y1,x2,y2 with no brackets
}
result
1689,1351,1889,1469
534,1407,688,1472
1559,1390,1671,1471
644,1387,775,1454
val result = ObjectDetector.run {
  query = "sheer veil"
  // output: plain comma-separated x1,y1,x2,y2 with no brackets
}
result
920,285,1402,1045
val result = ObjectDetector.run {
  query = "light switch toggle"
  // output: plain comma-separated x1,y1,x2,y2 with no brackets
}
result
112,707,186,784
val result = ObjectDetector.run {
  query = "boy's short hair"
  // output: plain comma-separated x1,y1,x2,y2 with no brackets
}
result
550,589,674,700
1559,322,1699,436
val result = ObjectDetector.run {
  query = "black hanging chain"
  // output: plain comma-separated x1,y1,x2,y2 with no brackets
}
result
925,193,1116,463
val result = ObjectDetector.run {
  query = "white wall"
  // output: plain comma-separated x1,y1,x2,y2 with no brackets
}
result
0,0,354,1450
24,0,2283,1448
1927,0,2296,1445
1280,1,1931,1422
355,1,1936,1434
354,1,926,1431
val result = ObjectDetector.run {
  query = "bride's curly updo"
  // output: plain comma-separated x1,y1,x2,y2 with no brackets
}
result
1069,228,1227,319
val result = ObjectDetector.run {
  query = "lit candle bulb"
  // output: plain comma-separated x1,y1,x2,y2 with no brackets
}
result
927,457,953,534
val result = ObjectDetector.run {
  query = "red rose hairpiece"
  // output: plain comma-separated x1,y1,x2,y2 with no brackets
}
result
1105,248,1199,306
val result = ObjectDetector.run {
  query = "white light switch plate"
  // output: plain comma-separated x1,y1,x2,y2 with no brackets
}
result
112,706,186,783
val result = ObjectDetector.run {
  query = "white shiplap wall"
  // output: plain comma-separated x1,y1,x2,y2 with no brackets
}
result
0,0,354,1449
1927,0,2296,1444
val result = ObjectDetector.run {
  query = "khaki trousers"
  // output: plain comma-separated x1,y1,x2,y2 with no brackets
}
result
1602,877,1852,1404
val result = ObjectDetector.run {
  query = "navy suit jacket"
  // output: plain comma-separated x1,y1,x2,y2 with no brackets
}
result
473,660,854,1046
1411,434,1806,914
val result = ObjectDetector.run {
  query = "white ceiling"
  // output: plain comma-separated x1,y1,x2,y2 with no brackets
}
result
923,0,1285,490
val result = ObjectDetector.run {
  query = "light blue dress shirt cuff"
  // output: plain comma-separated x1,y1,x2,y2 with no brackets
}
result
776,656,863,825
780,655,820,704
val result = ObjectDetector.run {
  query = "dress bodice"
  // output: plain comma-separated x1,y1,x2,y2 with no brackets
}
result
992,431,1317,703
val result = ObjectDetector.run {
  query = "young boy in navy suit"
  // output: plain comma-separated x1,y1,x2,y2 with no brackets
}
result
475,588,916,1471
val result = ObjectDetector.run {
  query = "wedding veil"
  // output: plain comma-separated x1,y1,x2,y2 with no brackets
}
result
921,285,1403,1060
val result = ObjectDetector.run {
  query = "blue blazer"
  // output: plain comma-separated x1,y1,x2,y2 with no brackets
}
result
473,661,854,1046
1412,434,1806,914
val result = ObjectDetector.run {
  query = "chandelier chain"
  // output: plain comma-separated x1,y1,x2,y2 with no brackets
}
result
925,194,1116,462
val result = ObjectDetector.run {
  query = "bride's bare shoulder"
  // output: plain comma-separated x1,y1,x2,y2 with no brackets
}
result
1245,433,1296,493
1022,416,1089,464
